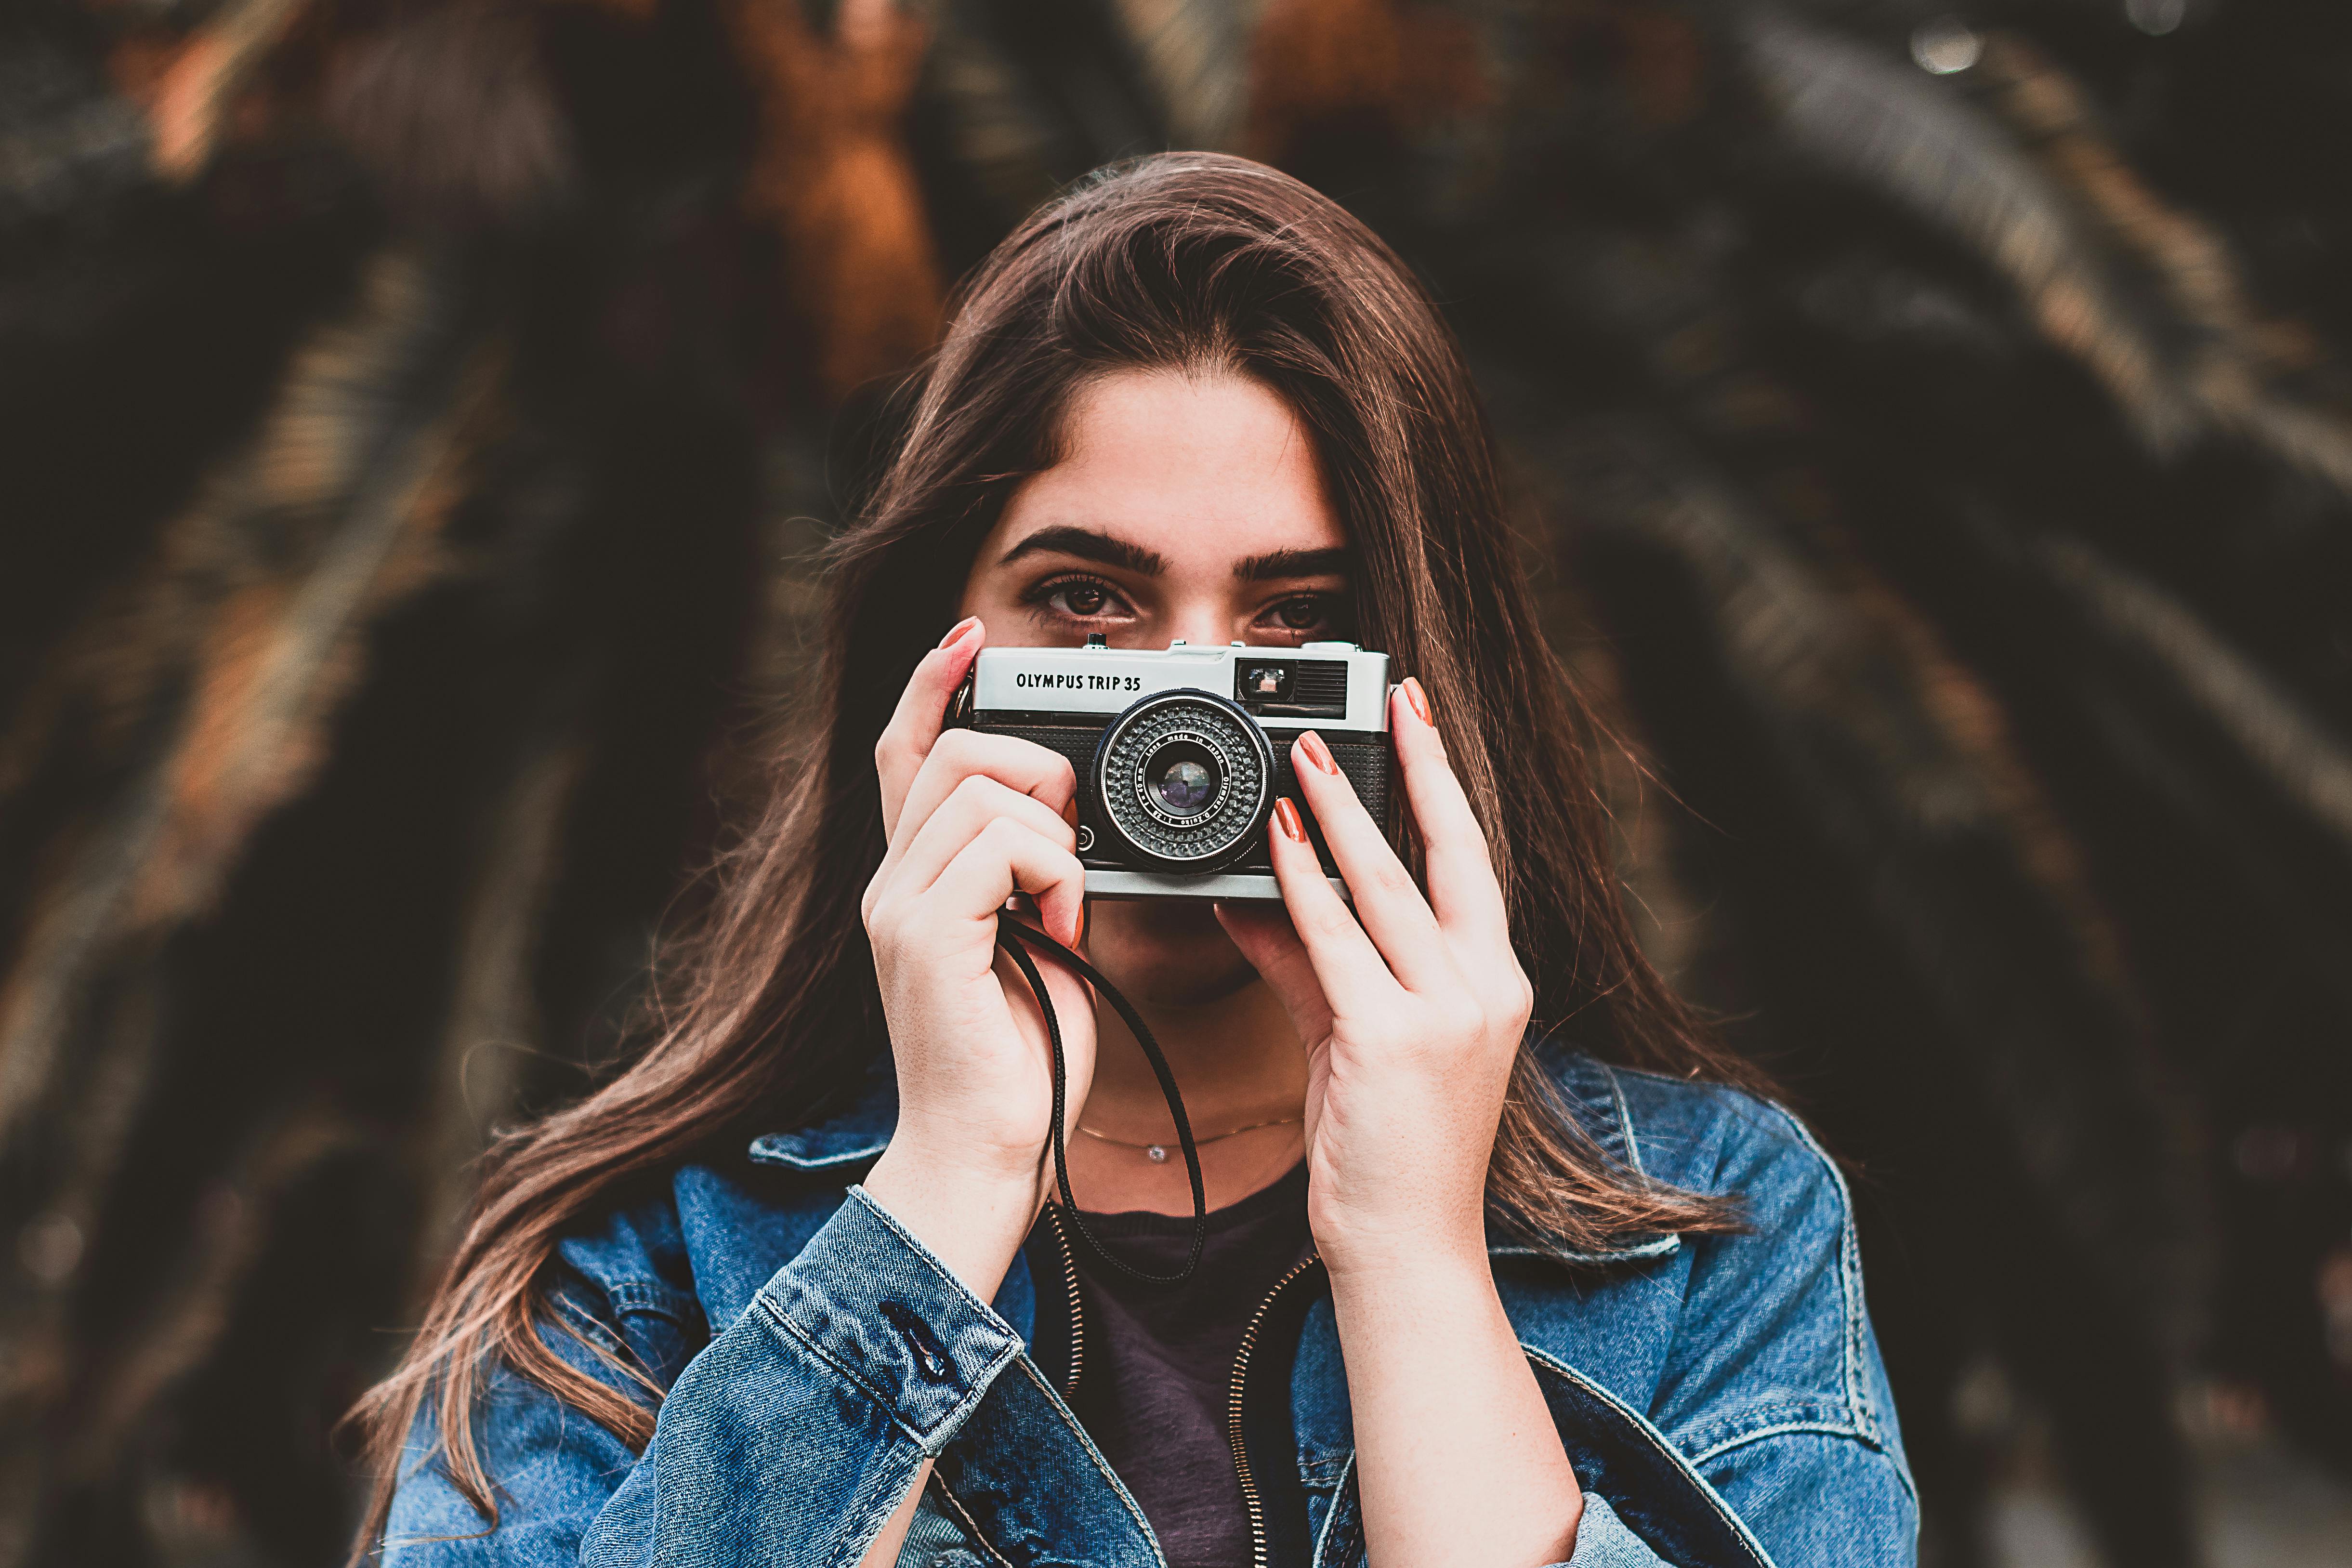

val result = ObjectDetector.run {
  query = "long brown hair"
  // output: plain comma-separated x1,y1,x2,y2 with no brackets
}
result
349,151,1766,1550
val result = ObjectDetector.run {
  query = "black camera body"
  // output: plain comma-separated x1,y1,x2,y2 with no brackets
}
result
954,638,1395,901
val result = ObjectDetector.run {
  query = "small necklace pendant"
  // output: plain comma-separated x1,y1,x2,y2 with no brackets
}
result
1145,1145,1169,1163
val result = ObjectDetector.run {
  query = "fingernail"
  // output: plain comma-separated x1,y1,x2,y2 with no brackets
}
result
1273,797,1306,843
938,615,980,650
1298,731,1339,776
1075,898,1090,946
1403,676,1432,726
1061,797,1079,829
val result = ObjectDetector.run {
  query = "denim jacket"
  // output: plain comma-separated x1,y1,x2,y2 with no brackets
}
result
383,1043,1916,1568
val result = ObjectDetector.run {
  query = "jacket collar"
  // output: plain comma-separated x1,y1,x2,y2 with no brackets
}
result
746,1065,895,1170
1492,1040,1682,1267
745,1042,1679,1265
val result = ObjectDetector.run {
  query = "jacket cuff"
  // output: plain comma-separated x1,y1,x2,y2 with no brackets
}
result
1563,1493,1674,1568
754,1184,1025,1448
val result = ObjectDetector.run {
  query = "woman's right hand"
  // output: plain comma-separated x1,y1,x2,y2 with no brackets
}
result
858,616,1094,1297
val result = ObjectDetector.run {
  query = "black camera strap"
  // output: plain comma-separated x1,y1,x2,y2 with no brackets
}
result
995,919,1207,1285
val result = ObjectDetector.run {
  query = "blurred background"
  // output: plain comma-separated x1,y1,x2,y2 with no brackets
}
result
4,0,2352,1563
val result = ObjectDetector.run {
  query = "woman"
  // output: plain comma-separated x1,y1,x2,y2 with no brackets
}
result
355,153,1916,1568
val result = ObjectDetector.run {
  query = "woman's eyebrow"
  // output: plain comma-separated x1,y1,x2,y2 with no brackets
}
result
997,525,1166,575
1236,546,1350,581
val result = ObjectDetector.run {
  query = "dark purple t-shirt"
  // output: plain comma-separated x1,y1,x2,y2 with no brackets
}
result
1022,1161,1314,1568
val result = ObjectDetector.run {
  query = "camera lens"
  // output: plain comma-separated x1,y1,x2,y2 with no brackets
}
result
1146,742,1220,818
1091,690,1275,870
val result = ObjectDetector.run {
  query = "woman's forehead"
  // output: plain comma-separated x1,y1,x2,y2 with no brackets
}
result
987,369,1348,569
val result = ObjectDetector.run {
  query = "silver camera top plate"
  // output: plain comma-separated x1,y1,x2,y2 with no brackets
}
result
970,640,1392,736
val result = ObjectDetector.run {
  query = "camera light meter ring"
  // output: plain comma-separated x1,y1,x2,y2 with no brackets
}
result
1132,725,1231,829
1092,689,1274,870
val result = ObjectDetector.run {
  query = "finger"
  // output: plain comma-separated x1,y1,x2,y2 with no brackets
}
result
876,617,985,836
882,774,1077,899
1263,794,1402,1016
1391,679,1510,944
930,817,1087,949
1287,732,1454,993
892,729,1078,860
1215,902,1335,1044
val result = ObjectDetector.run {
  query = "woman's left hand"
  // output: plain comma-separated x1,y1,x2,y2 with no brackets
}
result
1218,676,1534,1274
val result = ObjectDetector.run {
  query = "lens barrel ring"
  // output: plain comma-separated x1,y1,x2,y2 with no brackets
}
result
1091,689,1275,871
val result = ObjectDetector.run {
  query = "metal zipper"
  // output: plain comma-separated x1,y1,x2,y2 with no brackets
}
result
1226,1252,1322,1568
1047,1206,1085,1398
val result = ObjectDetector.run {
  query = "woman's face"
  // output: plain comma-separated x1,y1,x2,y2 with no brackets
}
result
959,367,1351,1005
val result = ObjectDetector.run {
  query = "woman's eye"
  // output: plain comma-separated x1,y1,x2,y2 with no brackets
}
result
1274,596,1324,631
1035,576,1126,619
1261,593,1348,638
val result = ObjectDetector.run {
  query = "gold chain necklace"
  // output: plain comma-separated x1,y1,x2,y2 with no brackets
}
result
1075,1116,1302,1164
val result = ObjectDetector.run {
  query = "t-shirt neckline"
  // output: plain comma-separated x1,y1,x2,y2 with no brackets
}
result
1060,1157,1308,1239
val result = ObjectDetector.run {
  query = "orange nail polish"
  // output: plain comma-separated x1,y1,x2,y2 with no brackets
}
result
938,615,980,650
1299,731,1339,776
1273,797,1307,843
1403,676,1432,725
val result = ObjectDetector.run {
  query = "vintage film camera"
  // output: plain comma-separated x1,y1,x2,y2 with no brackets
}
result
953,636,1395,901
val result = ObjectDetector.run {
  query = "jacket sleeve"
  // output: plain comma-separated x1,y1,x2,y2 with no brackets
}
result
1542,1480,1905,1568
381,1186,1026,1568
1644,1091,1920,1568
1564,1494,1678,1568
